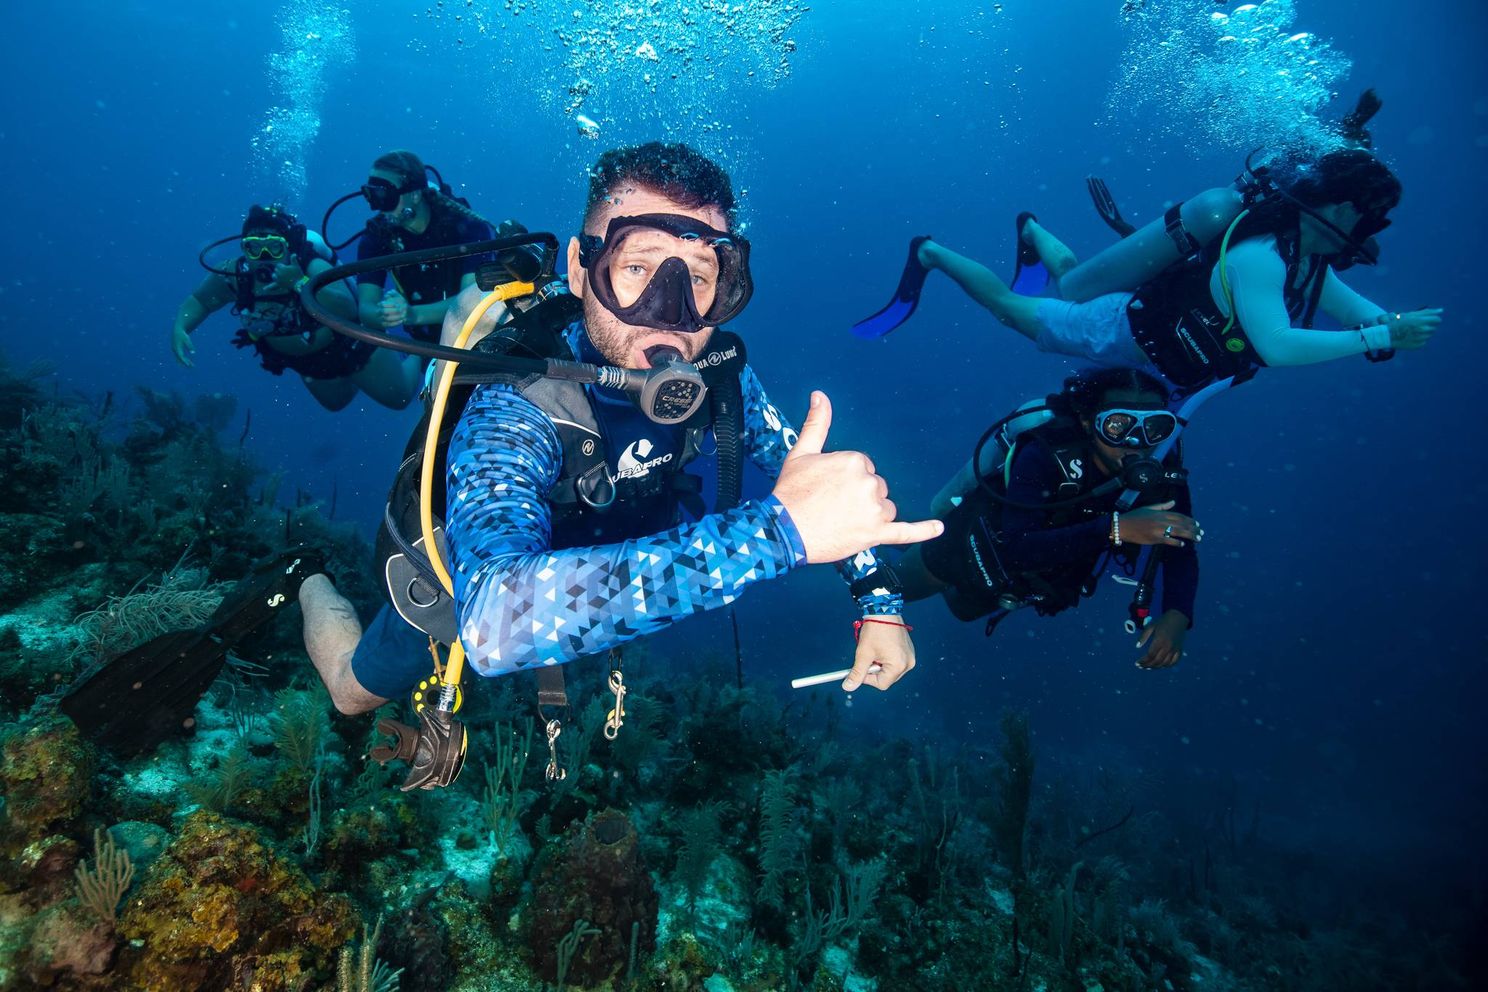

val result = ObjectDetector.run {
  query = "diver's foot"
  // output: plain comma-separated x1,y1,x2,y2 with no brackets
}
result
915,236,939,270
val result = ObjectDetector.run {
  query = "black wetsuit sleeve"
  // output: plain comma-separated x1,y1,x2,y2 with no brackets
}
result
455,217,498,277
1158,483,1199,624
999,442,1112,571
355,226,389,288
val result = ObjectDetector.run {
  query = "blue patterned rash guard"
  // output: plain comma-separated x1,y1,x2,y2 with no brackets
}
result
446,326,904,677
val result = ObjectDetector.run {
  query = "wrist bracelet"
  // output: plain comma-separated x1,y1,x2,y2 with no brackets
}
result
1111,511,1122,547
294,274,311,292
853,617,912,642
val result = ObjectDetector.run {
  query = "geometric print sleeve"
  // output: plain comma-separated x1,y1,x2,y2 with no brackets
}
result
737,364,906,617
446,382,806,677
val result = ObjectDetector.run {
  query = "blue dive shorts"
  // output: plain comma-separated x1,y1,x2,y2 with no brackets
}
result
1035,293,1157,372
349,604,435,700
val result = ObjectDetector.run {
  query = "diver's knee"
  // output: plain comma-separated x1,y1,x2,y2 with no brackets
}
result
1046,245,1079,278
311,385,356,412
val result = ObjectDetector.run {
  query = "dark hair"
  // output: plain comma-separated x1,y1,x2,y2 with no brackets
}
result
241,203,303,245
1231,148,1401,249
1286,148,1401,216
583,142,737,229
369,148,496,242
372,149,426,188
1053,367,1168,421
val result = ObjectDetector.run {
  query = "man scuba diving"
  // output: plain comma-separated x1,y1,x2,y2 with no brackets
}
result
899,368,1200,670
172,204,422,410
71,143,943,787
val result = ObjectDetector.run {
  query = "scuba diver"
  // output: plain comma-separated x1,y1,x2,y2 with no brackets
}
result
861,148,1442,393
300,140,938,711
328,149,527,346
900,368,1200,670
66,142,941,789
173,204,422,410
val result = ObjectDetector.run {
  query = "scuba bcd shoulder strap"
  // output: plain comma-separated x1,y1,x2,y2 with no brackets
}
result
379,297,750,647
378,285,580,643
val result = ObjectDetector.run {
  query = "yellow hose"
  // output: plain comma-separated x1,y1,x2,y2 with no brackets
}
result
1216,209,1250,337
419,280,535,692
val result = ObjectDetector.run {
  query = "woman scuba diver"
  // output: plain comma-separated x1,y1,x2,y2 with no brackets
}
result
174,204,423,410
877,149,1442,390
900,367,1201,670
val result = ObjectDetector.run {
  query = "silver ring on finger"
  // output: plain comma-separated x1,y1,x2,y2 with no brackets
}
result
1163,525,1173,538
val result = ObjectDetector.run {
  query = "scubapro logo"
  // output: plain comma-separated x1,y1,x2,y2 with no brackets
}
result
612,438,673,482
1067,458,1084,480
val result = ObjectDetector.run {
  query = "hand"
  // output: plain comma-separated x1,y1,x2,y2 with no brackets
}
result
1119,501,1201,548
844,617,916,692
272,260,307,292
1136,610,1189,669
379,290,409,328
171,326,195,367
1387,308,1442,350
771,392,943,563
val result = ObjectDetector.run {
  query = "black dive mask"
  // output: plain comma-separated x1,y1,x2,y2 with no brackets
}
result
361,175,424,212
578,213,753,334
1331,208,1391,270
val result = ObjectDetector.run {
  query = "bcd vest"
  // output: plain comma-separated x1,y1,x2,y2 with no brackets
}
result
231,240,329,337
1127,229,1326,388
377,295,746,646
971,422,1185,619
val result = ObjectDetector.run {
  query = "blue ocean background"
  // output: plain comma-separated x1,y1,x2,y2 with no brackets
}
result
4,0,1485,972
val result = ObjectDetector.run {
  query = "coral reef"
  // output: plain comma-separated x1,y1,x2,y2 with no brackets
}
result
0,360,1475,992
528,808,659,987
115,810,357,990
0,717,93,852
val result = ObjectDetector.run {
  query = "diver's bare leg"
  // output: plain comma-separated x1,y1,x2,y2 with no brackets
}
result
298,574,388,715
918,240,1044,340
1022,218,1080,279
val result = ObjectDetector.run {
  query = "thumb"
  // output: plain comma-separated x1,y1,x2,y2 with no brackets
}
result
1137,625,1153,647
1153,500,1176,511
842,646,877,692
786,391,831,459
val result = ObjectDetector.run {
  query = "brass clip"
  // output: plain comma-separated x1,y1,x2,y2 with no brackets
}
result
603,668,627,741
544,718,566,782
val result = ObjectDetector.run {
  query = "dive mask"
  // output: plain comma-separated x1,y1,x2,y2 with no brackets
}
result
1240,149,1391,267
242,234,289,260
361,176,424,212
1094,408,1177,449
578,213,753,334
1332,206,1391,269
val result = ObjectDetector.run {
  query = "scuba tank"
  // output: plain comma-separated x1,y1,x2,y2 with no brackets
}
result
1059,185,1249,303
930,400,1054,517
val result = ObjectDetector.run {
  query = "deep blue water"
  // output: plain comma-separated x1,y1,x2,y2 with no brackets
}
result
4,0,1485,914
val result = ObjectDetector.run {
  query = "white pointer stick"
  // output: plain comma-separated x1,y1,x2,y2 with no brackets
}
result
790,664,882,690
